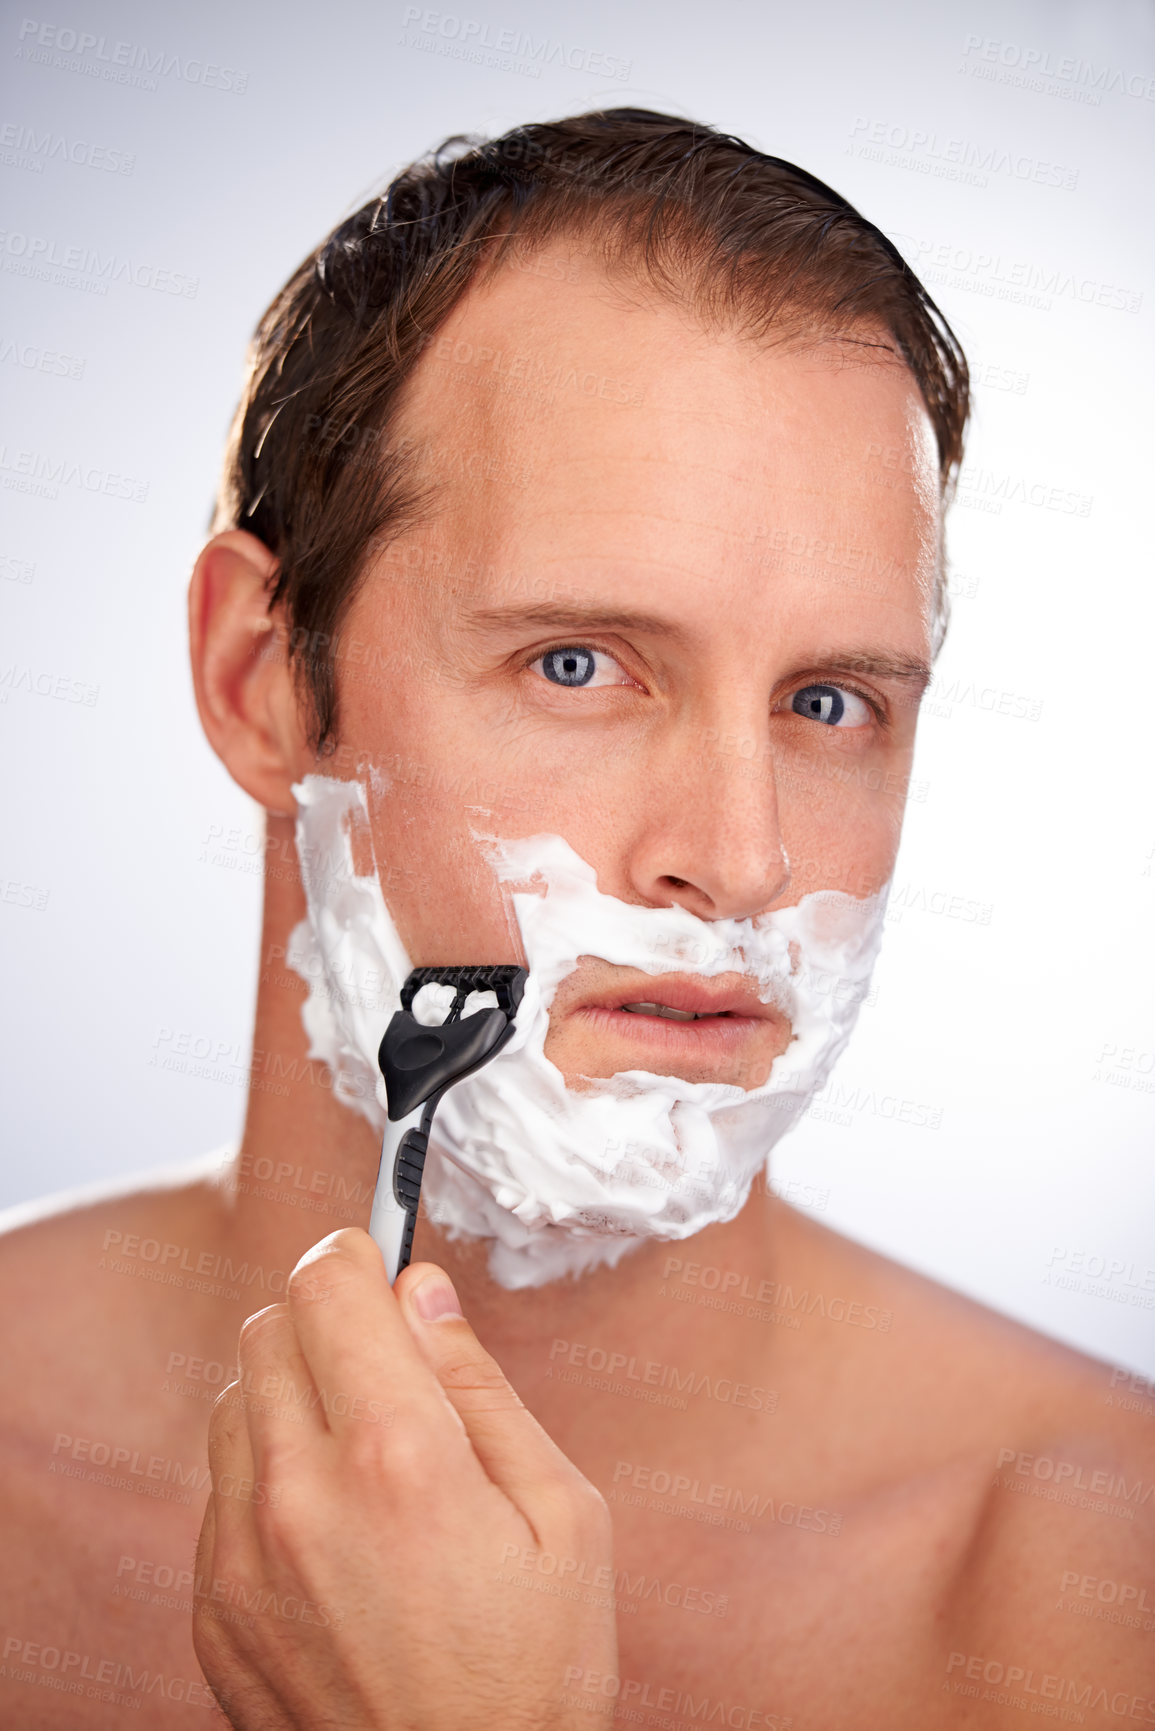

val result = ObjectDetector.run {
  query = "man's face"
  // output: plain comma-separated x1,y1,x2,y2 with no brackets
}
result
318,253,939,1092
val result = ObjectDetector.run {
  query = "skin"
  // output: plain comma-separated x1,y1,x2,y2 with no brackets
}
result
0,252,1152,1730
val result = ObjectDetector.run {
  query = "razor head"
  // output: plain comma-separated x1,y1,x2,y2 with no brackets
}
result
399,965,527,1022
380,965,528,1121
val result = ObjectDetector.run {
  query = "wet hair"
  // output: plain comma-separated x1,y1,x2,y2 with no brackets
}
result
214,106,969,751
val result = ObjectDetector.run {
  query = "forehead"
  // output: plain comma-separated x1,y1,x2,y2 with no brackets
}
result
391,252,940,625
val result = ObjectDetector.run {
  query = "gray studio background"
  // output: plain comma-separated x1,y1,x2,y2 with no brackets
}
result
2,0,1153,1374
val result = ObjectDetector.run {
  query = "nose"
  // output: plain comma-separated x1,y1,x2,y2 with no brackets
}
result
626,727,791,922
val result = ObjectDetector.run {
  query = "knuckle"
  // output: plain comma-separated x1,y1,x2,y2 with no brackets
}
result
251,1486,319,1569
538,1470,611,1545
437,1347,513,1398
200,1528,253,1598
246,1463,336,1554
287,1242,375,1308
286,1258,341,1307
323,1226,373,1258
574,1480,613,1539
347,1422,444,1497
351,1421,416,1480
238,1303,289,1346
236,1305,290,1370
568,1472,609,1520
290,1228,377,1299
211,1378,245,1418
208,1382,247,1449
253,1427,308,1486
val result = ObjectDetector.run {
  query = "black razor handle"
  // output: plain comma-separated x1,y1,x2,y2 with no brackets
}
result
369,966,527,1282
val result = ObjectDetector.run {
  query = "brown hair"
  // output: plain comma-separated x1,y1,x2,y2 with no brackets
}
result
214,107,969,752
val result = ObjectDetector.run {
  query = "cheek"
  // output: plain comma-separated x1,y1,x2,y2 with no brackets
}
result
779,786,905,901
362,781,526,968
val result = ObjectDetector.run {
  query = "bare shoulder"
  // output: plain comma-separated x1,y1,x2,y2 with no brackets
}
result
796,1210,1155,1699
0,1153,231,1424
0,1151,231,1294
0,1159,236,1727
944,1313,1155,1708
784,1200,1150,1446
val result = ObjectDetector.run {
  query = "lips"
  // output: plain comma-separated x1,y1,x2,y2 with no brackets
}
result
543,966,791,1089
568,973,783,1074
569,974,778,1022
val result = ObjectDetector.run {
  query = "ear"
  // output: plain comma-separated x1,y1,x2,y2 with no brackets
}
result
188,530,308,816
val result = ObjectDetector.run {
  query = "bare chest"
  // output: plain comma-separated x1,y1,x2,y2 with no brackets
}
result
0,1431,218,1730
597,1476,975,1730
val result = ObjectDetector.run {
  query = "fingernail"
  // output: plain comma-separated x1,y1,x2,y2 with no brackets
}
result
413,1273,462,1323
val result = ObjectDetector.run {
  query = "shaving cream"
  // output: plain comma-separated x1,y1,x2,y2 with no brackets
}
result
288,775,887,1289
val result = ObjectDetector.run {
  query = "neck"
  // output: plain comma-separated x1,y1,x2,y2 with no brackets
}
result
218,812,383,1279
216,818,794,1428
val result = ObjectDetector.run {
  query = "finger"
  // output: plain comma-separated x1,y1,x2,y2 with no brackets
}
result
191,1496,227,1698
194,1487,217,1602
192,1488,294,1731
204,1376,260,1558
235,1304,328,1484
396,1261,596,1520
284,1229,481,1466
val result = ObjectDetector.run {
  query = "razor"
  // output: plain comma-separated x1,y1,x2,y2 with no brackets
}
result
369,965,528,1283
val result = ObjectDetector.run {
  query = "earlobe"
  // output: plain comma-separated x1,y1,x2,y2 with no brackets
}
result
188,530,306,816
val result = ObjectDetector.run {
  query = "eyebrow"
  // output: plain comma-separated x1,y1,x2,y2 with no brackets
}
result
463,603,931,690
804,652,932,690
463,602,693,643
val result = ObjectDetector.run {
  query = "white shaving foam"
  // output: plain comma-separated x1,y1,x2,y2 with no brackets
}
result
288,775,887,1289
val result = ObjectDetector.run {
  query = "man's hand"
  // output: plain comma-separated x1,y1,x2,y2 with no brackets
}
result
193,1228,617,1729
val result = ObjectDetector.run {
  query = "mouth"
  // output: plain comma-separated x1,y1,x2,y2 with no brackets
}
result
545,970,790,1088
570,974,779,1024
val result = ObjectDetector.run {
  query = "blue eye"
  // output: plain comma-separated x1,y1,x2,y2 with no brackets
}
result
542,647,595,686
791,684,871,726
531,645,633,690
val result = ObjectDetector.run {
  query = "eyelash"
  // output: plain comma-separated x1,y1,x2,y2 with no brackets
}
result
524,642,638,686
801,681,888,727
526,643,889,726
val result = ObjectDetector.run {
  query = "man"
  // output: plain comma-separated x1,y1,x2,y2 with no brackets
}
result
1,109,1151,1729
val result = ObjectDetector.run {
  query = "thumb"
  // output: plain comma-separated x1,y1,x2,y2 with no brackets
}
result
395,1262,588,1518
